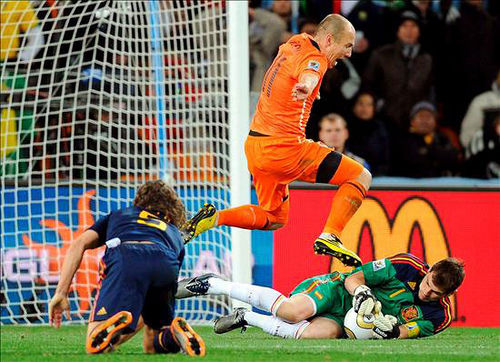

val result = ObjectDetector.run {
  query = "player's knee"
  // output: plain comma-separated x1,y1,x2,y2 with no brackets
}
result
275,213,289,227
287,313,308,324
355,167,372,191
265,207,289,230
300,325,340,339
325,328,341,339
284,309,311,324
277,301,312,324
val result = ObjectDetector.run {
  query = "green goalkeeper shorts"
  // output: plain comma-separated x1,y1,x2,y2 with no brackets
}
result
289,272,353,327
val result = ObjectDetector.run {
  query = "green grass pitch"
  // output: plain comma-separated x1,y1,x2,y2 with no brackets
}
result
1,326,499,361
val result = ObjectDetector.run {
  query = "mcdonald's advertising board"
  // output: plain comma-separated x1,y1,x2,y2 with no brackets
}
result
273,189,500,327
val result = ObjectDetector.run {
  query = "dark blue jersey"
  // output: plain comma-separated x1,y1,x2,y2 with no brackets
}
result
89,206,185,262
388,253,453,336
360,253,452,337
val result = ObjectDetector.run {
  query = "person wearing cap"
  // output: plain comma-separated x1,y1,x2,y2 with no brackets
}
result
362,10,433,134
391,101,460,178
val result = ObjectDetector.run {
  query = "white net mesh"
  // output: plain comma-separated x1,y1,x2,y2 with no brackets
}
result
1,0,233,325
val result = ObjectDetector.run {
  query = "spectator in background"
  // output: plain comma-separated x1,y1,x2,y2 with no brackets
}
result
363,10,433,134
169,123,218,183
347,91,390,176
80,50,136,96
430,0,460,133
299,18,318,36
318,113,369,170
392,101,460,178
460,69,500,150
439,0,497,132
249,4,286,91
347,0,391,75
271,0,294,43
191,1,227,86
73,103,151,181
299,0,360,23
403,0,441,57
32,113,72,179
435,0,461,23
307,57,361,139
1,1,44,177
1,0,45,63
462,113,500,179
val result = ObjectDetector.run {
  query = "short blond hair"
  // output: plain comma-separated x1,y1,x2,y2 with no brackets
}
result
316,14,353,37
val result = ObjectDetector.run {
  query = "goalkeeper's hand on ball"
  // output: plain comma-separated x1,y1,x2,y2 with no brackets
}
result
353,285,378,316
372,312,400,339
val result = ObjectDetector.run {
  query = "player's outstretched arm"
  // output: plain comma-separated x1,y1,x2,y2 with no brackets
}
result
49,230,100,327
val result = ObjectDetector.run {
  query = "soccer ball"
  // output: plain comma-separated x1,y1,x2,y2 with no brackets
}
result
343,307,375,339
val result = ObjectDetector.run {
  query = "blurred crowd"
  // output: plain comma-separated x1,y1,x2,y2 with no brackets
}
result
1,0,499,181
249,0,500,178
1,0,223,182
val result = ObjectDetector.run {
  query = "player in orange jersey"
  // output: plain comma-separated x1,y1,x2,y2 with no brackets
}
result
183,14,370,267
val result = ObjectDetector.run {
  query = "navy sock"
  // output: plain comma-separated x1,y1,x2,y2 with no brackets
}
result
153,327,180,354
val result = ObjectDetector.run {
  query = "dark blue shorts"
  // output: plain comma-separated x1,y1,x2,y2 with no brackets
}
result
90,242,180,332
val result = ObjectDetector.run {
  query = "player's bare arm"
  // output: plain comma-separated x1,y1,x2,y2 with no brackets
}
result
292,73,320,101
49,230,100,328
344,270,365,294
345,270,379,316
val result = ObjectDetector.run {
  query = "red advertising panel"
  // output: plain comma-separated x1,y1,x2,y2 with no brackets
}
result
274,190,500,327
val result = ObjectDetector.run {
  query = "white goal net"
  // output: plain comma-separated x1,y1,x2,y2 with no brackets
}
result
1,0,249,325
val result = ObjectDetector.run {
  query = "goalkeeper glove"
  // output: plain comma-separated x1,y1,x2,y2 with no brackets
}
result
352,285,377,316
372,313,400,339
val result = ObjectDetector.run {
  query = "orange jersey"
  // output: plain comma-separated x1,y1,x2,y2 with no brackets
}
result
251,33,329,138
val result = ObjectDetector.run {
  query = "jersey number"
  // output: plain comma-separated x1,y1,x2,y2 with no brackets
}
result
262,53,286,97
137,210,167,231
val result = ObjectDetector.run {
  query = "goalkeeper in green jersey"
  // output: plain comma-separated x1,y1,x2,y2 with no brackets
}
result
176,253,464,339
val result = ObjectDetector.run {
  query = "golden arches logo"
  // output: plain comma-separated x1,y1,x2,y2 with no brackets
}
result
330,196,456,318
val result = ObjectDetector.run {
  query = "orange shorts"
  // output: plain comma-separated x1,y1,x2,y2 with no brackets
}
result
245,135,363,212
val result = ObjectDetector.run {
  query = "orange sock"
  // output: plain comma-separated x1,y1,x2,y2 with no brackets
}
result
323,181,366,235
218,205,273,229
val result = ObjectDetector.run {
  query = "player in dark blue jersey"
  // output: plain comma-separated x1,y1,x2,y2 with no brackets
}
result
175,253,464,340
48,181,205,356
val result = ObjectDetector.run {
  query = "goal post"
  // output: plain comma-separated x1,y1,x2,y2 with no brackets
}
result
1,0,250,325
228,1,252,288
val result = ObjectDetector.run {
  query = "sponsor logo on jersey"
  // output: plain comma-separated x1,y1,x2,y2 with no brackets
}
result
372,259,385,271
97,307,107,316
307,60,320,71
401,305,420,322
